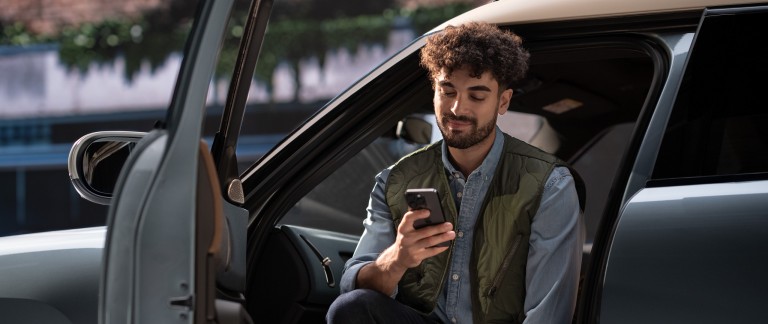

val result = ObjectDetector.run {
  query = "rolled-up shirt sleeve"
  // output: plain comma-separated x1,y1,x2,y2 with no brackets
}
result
523,166,585,323
339,168,397,294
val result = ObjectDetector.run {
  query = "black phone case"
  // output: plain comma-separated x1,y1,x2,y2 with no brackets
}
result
405,188,447,229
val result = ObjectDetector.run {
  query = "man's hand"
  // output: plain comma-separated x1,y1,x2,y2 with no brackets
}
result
384,209,455,269
356,209,455,295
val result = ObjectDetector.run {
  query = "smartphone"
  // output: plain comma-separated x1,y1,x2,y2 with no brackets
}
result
405,188,451,247
405,188,448,229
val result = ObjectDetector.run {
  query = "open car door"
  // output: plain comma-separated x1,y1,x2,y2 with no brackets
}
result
99,0,271,322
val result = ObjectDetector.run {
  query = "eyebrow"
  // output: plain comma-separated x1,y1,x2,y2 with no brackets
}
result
437,81,492,92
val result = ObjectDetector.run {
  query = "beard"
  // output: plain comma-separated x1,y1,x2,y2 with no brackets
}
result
437,112,497,149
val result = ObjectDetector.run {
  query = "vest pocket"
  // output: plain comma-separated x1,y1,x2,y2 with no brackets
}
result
401,265,425,286
398,264,436,314
486,234,523,297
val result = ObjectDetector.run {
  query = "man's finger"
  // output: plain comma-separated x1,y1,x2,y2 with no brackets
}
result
414,230,455,250
398,209,431,232
419,244,450,259
417,221,453,237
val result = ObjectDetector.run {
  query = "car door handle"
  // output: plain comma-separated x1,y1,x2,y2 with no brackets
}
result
300,235,336,288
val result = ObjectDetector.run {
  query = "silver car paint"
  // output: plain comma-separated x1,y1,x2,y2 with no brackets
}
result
0,227,105,323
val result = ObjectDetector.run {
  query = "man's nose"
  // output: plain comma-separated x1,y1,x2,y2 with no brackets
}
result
450,96,465,115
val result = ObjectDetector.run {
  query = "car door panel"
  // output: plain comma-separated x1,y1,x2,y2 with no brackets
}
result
601,180,768,323
100,0,239,321
101,130,167,322
249,225,358,323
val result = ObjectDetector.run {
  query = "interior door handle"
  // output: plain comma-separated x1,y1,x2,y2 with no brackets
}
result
300,235,336,288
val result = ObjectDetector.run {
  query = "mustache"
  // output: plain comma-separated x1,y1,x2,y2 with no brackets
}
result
441,113,477,124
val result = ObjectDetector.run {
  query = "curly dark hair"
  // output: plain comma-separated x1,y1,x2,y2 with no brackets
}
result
420,22,529,90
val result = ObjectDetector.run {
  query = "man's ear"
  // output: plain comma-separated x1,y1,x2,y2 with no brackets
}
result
498,88,513,115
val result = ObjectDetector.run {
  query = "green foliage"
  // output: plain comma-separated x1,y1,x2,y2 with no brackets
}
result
250,14,393,98
57,19,145,78
1,17,188,83
60,18,189,82
271,0,396,21
1,22,48,45
245,2,474,100
1,1,476,94
404,2,475,34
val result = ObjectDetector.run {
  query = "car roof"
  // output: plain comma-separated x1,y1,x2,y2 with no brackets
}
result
434,0,766,30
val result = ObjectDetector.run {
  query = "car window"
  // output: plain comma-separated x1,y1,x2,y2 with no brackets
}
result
652,10,768,180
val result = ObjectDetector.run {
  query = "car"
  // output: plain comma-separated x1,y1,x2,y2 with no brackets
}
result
1,0,767,322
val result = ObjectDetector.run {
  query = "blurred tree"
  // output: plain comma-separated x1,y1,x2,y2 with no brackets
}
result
2,0,473,101
272,0,396,20
253,0,397,103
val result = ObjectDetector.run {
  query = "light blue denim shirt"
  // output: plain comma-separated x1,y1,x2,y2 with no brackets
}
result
340,127,584,324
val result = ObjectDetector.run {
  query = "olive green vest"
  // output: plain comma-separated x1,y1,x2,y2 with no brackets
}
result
385,133,581,323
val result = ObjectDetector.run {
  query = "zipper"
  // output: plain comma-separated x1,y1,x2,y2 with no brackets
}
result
487,234,523,297
426,170,455,306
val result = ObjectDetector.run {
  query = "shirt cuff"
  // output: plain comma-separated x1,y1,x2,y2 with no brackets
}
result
339,261,399,298
340,261,369,293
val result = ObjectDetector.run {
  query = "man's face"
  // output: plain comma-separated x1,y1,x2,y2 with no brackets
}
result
433,66,512,149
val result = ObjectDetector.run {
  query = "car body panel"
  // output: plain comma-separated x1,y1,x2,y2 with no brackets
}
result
0,226,105,256
436,0,764,29
621,32,694,206
0,227,105,323
602,180,768,323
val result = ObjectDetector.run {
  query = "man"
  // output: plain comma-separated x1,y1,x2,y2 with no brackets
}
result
327,22,585,323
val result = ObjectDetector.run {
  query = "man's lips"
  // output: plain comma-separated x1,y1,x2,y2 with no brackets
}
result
445,118,474,129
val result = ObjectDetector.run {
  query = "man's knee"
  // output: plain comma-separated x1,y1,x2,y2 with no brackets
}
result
326,289,390,322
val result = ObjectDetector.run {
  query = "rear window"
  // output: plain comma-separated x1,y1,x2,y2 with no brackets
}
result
652,10,768,180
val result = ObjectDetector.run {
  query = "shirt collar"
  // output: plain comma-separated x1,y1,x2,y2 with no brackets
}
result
441,126,504,180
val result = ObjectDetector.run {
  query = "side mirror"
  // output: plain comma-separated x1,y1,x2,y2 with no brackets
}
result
68,131,146,205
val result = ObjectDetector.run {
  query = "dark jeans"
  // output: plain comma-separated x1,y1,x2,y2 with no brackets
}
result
326,289,440,324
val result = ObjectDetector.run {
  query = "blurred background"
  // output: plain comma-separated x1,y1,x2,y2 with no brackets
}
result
0,0,486,236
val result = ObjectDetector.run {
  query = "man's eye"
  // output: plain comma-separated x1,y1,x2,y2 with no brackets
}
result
471,96,485,101
442,92,456,97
